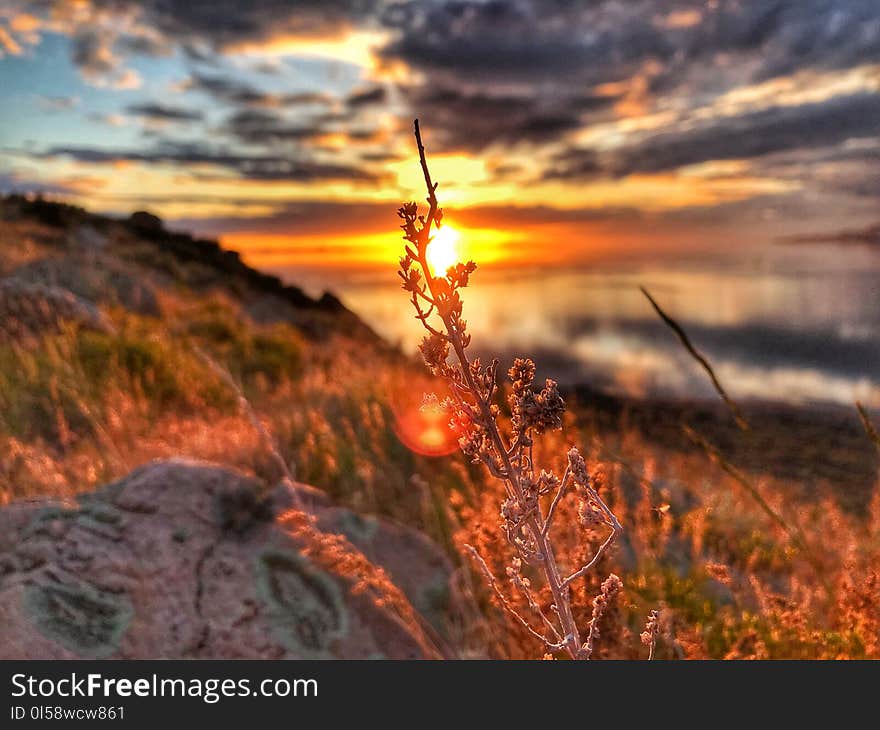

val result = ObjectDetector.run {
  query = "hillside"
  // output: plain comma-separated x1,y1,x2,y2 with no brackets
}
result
0,195,383,342
1,196,879,659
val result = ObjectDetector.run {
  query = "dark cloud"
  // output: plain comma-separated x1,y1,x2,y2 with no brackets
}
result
380,1,668,83
346,86,387,107
221,109,329,145
610,92,880,176
749,0,880,80
126,103,204,122
540,149,602,181
105,0,381,49
41,143,380,183
381,0,880,157
115,31,169,58
384,1,880,88
178,199,393,237
404,85,604,152
185,73,333,108
173,199,642,239
69,26,117,80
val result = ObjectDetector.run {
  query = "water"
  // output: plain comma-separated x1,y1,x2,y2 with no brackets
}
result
270,241,880,408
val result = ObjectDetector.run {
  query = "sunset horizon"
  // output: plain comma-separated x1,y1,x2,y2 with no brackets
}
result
2,0,880,675
2,1,878,275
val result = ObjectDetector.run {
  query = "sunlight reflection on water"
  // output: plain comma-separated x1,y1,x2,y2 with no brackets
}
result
272,242,880,407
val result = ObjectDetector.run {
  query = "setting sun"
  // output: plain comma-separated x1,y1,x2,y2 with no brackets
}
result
426,225,460,274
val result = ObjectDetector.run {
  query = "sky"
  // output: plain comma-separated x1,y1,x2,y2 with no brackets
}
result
1,0,879,273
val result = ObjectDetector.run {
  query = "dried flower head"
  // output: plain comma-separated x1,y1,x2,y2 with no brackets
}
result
640,609,661,660
397,120,624,660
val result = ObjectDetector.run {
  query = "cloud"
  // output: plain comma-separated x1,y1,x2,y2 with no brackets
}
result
126,103,204,122
380,1,659,83
86,112,128,127
176,199,393,237
40,142,381,183
172,199,642,239
134,0,382,48
540,149,602,181
70,27,116,75
384,1,880,87
380,0,880,155
66,23,143,87
2,0,384,89
184,73,333,108
6,0,880,224
609,92,880,176
0,170,84,197
0,26,23,56
402,85,607,152
221,109,329,145
452,203,641,229
345,86,387,107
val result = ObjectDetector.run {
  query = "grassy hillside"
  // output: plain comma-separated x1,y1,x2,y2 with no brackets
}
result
1,195,878,659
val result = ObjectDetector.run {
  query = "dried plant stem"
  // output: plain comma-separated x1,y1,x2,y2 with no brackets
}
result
643,286,831,592
399,120,624,658
682,424,828,592
562,529,618,587
542,466,571,537
641,286,749,431
464,544,563,649
194,347,302,509
641,609,660,660
856,401,880,454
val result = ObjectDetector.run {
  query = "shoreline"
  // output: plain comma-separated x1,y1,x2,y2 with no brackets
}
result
569,384,878,508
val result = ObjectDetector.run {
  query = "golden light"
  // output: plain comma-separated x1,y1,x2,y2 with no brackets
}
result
426,225,460,274
387,376,459,457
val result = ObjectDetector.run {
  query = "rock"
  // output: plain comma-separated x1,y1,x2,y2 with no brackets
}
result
0,279,113,342
11,255,162,317
0,460,443,659
315,508,453,636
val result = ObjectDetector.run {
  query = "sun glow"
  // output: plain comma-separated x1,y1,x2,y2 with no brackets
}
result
426,225,460,274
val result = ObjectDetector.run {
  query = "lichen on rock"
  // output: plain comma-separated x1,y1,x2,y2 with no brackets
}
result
255,549,348,658
0,460,445,659
24,581,133,658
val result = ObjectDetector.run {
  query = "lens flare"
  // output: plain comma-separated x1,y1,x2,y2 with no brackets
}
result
388,380,459,457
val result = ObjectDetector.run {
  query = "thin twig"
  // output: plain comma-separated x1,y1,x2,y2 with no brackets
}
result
683,424,829,593
562,528,620,588
464,544,554,648
641,286,749,431
856,401,880,454
508,569,562,642
542,466,571,536
194,346,302,509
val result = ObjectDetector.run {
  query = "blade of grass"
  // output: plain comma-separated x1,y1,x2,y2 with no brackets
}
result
856,401,880,454
641,286,749,432
682,424,829,594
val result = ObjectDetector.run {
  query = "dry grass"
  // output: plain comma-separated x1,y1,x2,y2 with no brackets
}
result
1,194,879,659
